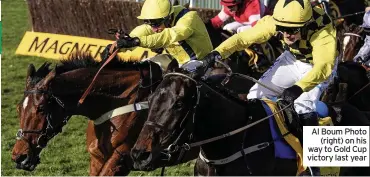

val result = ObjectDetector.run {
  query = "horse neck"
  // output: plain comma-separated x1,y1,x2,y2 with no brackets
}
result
338,62,370,111
51,68,144,119
194,83,250,159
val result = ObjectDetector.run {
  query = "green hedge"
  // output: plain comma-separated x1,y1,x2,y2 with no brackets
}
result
26,0,220,40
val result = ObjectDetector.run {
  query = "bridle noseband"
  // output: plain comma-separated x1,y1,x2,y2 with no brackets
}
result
16,89,70,149
143,72,201,161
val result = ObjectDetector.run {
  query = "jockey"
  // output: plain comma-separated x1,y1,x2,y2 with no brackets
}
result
354,11,370,79
103,0,213,65
210,0,271,34
201,1,337,174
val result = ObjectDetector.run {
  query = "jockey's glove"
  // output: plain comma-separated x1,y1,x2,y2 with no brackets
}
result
117,37,140,49
101,44,118,61
281,85,303,105
201,51,222,69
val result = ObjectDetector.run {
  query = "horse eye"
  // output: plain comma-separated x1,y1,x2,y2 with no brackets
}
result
175,101,183,108
37,105,45,112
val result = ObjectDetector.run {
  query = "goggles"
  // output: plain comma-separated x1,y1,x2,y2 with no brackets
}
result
144,18,167,28
276,25,301,35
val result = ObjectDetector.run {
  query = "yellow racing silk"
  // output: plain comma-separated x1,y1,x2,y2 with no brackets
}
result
214,7,338,92
127,6,213,64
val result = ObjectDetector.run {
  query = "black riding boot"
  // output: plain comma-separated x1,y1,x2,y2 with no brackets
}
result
299,112,321,177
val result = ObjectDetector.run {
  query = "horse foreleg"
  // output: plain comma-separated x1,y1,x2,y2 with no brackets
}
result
98,143,132,176
87,121,105,176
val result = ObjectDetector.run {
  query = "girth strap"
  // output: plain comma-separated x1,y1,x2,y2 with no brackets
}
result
94,101,149,125
198,142,270,165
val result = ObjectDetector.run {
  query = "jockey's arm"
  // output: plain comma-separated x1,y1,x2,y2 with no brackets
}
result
214,15,276,59
130,24,155,37
210,6,231,28
135,12,196,49
117,24,154,54
295,23,337,92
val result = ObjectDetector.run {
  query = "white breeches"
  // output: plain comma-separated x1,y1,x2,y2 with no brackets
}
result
223,21,253,34
247,51,338,114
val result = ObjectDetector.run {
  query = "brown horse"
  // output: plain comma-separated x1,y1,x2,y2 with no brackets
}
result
11,52,198,175
337,23,364,62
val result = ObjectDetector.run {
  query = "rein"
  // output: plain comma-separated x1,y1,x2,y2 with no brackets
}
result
344,32,364,40
78,44,119,105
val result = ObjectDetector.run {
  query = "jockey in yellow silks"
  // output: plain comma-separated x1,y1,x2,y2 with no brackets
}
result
200,0,338,174
104,0,213,65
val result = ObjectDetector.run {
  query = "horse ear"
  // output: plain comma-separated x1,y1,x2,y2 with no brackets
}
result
26,64,36,87
165,59,179,73
41,69,56,86
27,64,36,79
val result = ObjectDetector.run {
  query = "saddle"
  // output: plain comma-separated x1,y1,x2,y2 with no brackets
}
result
275,100,303,142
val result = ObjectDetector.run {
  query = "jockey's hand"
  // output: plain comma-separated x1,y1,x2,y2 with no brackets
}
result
100,44,117,61
117,36,140,49
201,51,222,69
281,85,303,105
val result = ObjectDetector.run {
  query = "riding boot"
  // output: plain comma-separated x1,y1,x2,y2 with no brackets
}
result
299,112,321,177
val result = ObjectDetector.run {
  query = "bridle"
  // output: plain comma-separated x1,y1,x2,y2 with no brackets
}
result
142,71,292,164
16,89,71,149
143,72,200,162
16,60,163,150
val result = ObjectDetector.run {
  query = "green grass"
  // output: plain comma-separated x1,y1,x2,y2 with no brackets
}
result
3,0,369,176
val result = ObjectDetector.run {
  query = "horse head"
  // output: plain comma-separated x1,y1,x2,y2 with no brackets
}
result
12,62,63,171
11,51,177,172
130,60,258,172
130,66,199,171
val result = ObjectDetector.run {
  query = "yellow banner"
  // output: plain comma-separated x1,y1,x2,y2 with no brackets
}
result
15,31,159,61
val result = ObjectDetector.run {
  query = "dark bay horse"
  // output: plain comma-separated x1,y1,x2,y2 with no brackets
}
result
321,61,370,176
11,52,199,175
130,65,302,176
130,60,370,175
322,61,370,112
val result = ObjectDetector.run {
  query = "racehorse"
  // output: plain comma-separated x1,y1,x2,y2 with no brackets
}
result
321,61,370,176
130,59,369,176
322,61,370,112
130,62,305,176
11,52,199,176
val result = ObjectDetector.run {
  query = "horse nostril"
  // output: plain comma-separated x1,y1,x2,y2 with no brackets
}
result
15,154,27,164
131,149,151,162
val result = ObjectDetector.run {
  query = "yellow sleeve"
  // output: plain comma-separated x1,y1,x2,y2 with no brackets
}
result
129,24,154,37
137,12,196,48
116,24,155,54
214,15,277,59
296,23,337,91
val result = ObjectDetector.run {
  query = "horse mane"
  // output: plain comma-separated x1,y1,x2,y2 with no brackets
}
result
55,51,146,74
30,51,151,84
165,68,248,106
